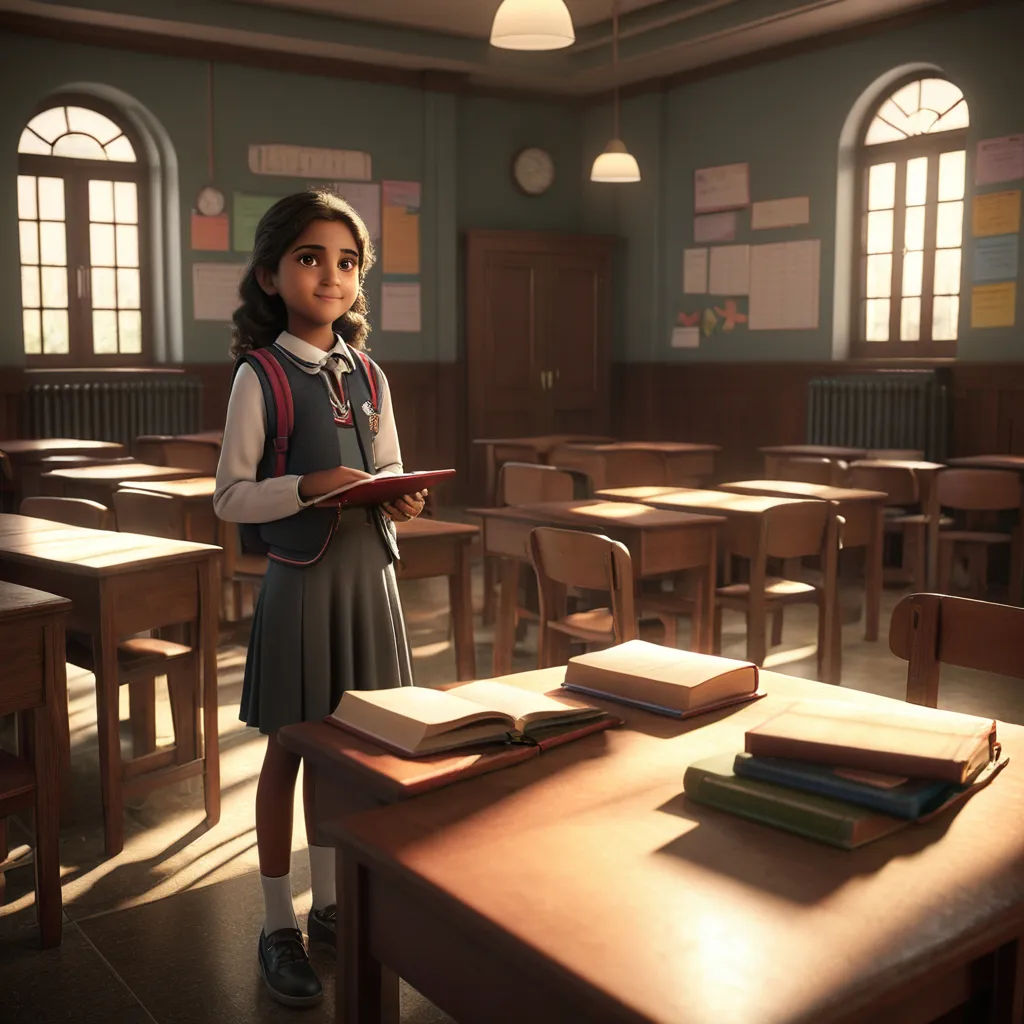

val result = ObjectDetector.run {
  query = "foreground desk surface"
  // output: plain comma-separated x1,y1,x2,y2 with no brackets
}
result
330,668,1024,1024
0,439,126,462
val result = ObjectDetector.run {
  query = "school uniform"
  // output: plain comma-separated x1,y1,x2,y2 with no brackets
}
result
215,330,413,734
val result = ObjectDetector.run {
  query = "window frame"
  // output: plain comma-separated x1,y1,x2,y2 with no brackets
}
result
17,93,152,368
850,74,967,360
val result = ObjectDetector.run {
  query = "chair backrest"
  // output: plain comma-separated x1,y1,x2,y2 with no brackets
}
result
153,440,219,475
19,495,114,530
935,468,1022,512
499,462,577,505
773,456,847,486
134,434,175,463
865,448,925,461
610,450,670,489
762,500,834,559
889,592,1024,707
112,488,186,539
847,464,919,506
529,527,637,645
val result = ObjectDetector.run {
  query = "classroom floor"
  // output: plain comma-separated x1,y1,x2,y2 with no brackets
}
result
1,554,1021,1024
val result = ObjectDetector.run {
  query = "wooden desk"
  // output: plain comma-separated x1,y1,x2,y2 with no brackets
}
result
394,518,479,681
0,439,127,503
174,431,223,447
759,444,867,478
41,463,198,508
0,582,70,948
552,441,719,489
323,667,1024,1024
0,515,220,856
471,501,723,672
947,455,1024,473
719,479,886,642
124,476,217,544
472,435,614,502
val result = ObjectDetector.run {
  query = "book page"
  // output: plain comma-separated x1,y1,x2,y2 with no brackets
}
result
451,680,595,729
335,686,512,731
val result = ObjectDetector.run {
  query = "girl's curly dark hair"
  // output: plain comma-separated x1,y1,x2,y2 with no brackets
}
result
230,189,376,360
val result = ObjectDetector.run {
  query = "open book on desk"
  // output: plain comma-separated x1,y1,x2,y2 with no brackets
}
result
312,469,455,508
327,680,617,757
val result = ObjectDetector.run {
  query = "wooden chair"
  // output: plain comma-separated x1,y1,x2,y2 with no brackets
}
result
714,500,841,684
528,527,669,667
147,439,220,476
499,462,589,504
19,495,114,531
134,434,175,463
112,487,186,539
773,456,848,487
219,518,267,623
934,469,1024,605
889,592,1024,707
865,448,925,461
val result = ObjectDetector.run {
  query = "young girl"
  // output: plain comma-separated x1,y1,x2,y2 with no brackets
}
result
214,189,425,1008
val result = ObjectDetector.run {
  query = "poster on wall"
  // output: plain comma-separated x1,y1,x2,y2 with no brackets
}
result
325,182,381,241
248,144,372,181
751,197,810,230
971,282,1016,328
670,326,700,348
975,135,1024,186
190,212,229,251
708,245,750,295
381,282,421,332
683,248,708,293
192,263,246,321
973,236,1019,283
972,190,1021,238
694,163,750,214
693,211,737,244
382,181,421,275
233,193,280,251
748,239,820,330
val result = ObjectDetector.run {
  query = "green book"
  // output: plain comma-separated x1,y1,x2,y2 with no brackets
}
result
683,754,908,849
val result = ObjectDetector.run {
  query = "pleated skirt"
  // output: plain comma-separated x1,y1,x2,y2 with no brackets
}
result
239,509,413,733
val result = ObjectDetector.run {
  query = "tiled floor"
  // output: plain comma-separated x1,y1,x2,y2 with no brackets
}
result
1,550,1020,1024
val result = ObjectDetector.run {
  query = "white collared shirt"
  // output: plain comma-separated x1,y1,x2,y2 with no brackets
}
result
213,331,403,523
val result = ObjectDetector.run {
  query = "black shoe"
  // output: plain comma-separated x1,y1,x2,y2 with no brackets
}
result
257,928,323,1008
306,904,336,948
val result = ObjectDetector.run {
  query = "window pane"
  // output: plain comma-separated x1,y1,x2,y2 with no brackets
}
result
865,298,890,341
114,182,138,224
938,150,966,202
66,106,122,145
866,254,892,298
906,157,928,206
41,267,68,308
21,266,40,308
937,201,963,248
39,222,67,266
19,221,39,265
42,309,69,355
905,206,926,251
27,107,67,145
902,251,923,297
105,136,136,162
37,177,65,221
932,99,969,134
18,129,49,156
93,310,118,354
865,119,905,146
900,297,921,341
934,249,962,296
118,311,142,354
868,163,896,210
116,225,139,267
921,78,964,117
90,223,115,266
117,268,140,309
52,133,106,160
933,295,959,340
866,210,893,254
17,176,37,220
92,267,116,308
23,310,41,355
89,180,114,223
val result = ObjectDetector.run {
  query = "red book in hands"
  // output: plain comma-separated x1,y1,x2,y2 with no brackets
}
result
312,469,455,508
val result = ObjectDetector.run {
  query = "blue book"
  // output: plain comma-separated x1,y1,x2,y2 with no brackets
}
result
732,752,955,820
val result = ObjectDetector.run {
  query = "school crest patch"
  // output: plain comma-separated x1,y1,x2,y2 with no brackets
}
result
362,400,380,435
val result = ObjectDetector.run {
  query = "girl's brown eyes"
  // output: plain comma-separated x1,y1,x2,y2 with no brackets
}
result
298,255,356,271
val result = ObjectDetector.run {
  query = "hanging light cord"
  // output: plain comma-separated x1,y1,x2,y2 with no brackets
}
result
206,61,215,182
612,0,620,139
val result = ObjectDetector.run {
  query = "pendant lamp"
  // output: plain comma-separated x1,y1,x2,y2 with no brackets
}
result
490,0,575,51
590,0,641,182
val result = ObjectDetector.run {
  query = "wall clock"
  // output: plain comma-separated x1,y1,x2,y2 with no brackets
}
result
195,185,226,217
512,147,555,196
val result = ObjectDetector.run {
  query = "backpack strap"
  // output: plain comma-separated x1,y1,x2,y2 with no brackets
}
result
247,347,294,478
352,349,381,410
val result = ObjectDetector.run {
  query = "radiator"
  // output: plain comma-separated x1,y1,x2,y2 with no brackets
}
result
806,371,949,461
27,377,203,446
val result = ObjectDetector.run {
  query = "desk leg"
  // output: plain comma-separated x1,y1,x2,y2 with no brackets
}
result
864,507,883,642
481,446,498,627
449,540,476,681
339,848,399,1024
200,559,221,828
95,587,125,858
493,558,518,677
702,530,717,654
34,619,63,948
747,553,768,668
925,480,940,591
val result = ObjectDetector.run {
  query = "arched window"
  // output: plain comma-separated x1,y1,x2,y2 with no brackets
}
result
18,97,148,365
853,76,968,357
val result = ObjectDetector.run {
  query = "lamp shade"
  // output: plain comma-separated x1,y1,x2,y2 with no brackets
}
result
590,138,641,182
490,0,575,50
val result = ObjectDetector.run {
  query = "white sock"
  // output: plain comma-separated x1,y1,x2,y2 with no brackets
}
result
261,873,298,935
308,845,336,911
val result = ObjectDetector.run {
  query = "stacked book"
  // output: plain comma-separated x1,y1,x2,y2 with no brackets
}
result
684,700,1006,849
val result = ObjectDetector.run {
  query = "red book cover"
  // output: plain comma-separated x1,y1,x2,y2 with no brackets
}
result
313,469,455,508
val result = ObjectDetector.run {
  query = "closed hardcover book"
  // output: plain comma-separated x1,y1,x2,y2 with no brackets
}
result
732,752,954,820
744,700,997,784
684,754,907,849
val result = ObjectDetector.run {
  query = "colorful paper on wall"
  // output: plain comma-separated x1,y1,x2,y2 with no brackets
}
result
751,197,810,230
694,163,750,213
748,240,821,330
709,245,750,295
233,193,279,251
248,144,371,181
972,190,1021,238
190,212,229,251
192,262,246,321
671,326,700,349
694,212,737,244
971,282,1016,328
975,136,1024,187
327,181,381,241
973,236,1019,283
382,181,420,275
683,248,708,294
714,298,747,331
381,282,421,332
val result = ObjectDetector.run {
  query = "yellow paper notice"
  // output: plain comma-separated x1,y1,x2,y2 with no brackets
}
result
971,282,1016,328
382,205,420,274
972,190,1021,238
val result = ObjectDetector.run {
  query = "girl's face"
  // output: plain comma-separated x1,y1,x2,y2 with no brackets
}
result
257,218,360,345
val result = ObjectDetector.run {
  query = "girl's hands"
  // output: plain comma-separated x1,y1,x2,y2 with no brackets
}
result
383,490,427,523
298,465,372,501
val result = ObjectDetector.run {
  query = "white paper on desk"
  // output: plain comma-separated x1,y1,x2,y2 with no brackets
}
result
709,245,750,295
694,163,750,213
683,248,708,294
381,282,421,332
326,181,380,241
192,262,246,321
749,240,820,330
751,197,810,230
